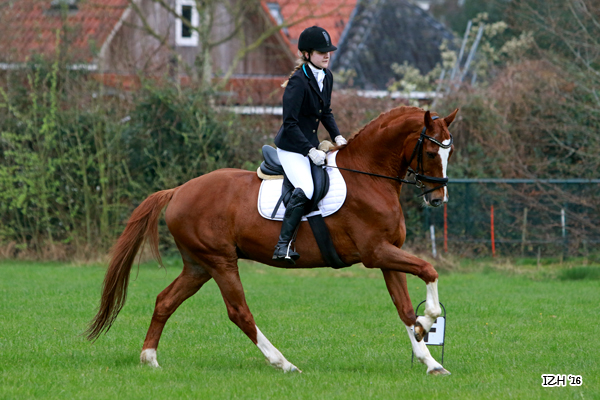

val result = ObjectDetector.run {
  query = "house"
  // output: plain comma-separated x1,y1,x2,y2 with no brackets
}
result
331,0,455,90
0,0,450,101
0,0,296,96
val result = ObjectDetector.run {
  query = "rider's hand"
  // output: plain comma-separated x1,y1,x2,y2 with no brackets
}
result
308,147,327,166
334,135,347,146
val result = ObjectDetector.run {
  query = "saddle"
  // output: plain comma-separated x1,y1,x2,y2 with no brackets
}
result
259,145,330,217
257,145,348,269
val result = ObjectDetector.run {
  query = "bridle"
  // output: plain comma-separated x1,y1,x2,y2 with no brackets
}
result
405,116,453,196
328,116,453,197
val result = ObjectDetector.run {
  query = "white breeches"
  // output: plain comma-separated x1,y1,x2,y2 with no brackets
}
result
277,148,314,200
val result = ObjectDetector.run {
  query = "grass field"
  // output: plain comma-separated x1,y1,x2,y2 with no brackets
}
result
1,258,598,399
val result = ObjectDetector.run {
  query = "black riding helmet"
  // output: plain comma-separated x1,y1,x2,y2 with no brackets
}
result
298,26,337,53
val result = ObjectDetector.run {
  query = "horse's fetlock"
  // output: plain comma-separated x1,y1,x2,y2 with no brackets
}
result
425,306,441,320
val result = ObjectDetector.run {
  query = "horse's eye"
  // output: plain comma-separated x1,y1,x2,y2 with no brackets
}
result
426,152,437,159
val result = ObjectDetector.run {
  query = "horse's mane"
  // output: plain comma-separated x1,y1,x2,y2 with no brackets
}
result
346,106,429,146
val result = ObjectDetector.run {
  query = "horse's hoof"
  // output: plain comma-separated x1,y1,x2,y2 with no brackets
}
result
286,364,302,373
414,321,425,342
428,367,451,376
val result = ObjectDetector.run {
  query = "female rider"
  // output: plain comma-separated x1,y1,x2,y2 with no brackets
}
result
272,26,347,263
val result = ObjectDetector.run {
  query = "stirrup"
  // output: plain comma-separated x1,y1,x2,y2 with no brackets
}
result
272,243,300,264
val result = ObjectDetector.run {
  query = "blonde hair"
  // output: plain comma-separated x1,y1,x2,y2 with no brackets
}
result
281,54,309,88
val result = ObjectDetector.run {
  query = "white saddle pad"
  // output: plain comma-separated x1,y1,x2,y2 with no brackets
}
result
257,151,347,221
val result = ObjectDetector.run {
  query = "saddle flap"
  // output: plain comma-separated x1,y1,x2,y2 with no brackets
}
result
280,162,329,214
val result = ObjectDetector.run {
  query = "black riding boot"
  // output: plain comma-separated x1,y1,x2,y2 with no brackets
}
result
272,188,309,264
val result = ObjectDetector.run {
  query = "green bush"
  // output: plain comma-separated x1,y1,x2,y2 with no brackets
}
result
0,63,265,259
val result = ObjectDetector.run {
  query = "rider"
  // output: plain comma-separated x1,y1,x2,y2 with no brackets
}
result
273,26,347,263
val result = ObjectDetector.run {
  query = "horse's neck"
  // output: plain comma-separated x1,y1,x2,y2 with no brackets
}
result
341,116,420,179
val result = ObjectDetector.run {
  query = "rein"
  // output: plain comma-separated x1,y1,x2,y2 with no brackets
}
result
328,116,453,197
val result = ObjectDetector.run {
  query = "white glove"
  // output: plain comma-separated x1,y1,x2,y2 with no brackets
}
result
308,147,327,166
334,135,347,146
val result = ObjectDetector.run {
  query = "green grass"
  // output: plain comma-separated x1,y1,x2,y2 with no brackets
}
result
558,266,600,281
1,259,598,399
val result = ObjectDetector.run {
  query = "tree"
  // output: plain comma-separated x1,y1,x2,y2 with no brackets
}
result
124,0,350,88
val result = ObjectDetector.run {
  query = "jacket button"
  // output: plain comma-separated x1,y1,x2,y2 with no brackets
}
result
312,130,316,133
319,109,322,113
315,118,319,122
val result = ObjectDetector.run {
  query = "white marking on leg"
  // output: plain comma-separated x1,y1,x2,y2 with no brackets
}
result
255,326,301,373
140,348,160,368
439,139,451,202
416,279,442,334
406,325,448,374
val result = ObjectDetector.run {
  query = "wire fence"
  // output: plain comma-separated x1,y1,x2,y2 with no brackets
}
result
401,179,600,259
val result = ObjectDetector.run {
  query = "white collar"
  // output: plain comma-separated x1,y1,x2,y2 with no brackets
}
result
307,63,325,90
307,63,325,80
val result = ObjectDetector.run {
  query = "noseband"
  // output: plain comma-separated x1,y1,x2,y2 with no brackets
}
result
405,116,453,197
329,116,453,197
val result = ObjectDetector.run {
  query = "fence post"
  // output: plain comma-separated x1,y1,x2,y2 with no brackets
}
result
430,224,437,258
491,205,496,257
465,183,471,239
444,203,448,253
561,206,568,260
521,207,528,256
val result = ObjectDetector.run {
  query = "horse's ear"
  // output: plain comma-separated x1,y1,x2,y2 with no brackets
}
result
444,108,459,127
424,110,434,130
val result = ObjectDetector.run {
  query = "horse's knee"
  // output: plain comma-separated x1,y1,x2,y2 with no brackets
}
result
399,307,417,326
418,264,438,283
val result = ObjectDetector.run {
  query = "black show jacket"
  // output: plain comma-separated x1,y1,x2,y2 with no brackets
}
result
274,64,341,156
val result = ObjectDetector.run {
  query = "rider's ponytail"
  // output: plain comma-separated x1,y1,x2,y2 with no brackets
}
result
281,55,309,88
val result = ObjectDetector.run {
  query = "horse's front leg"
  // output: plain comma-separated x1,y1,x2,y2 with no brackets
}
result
364,243,442,342
382,269,449,375
414,279,442,343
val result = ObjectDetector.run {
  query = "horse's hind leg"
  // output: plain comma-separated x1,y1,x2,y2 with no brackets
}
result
140,260,212,367
381,270,449,375
210,263,301,372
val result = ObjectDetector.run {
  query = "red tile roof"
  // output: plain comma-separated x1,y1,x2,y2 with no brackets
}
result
265,0,358,57
0,0,128,64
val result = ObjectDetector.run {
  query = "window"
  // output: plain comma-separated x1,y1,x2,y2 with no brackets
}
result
181,5,193,38
46,0,78,15
266,2,288,35
50,0,78,10
176,0,199,47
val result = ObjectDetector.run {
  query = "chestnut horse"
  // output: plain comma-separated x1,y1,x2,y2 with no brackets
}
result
87,106,458,375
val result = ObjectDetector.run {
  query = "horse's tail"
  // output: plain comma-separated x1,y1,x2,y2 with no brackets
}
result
85,188,178,341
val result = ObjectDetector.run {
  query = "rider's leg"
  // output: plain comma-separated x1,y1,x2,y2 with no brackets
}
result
276,148,314,200
272,188,309,263
273,149,313,263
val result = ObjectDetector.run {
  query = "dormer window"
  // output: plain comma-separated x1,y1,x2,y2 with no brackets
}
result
50,0,78,10
176,0,199,47
46,0,78,15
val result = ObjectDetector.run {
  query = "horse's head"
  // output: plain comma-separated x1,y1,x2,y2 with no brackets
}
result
404,109,458,207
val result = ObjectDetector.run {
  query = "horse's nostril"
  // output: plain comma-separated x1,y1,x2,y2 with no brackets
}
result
431,199,442,207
